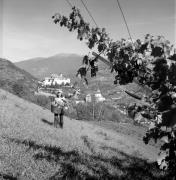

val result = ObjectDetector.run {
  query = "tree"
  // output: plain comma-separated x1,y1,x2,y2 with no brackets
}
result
52,6,176,177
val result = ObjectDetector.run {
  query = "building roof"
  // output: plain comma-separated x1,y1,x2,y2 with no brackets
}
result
45,74,70,80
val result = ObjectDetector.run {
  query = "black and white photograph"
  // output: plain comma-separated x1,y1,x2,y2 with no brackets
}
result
0,0,176,179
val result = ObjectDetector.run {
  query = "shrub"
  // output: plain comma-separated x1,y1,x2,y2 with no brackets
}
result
12,83,25,97
73,102,122,122
64,105,78,119
75,102,101,120
0,80,6,87
34,95,51,109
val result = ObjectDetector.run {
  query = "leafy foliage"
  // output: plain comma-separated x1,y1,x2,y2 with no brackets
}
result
53,6,176,176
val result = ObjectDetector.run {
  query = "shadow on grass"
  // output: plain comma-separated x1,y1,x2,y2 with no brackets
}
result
41,118,53,126
4,137,171,180
0,173,17,180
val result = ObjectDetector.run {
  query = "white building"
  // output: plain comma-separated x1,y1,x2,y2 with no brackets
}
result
86,94,92,102
42,74,71,86
94,89,105,102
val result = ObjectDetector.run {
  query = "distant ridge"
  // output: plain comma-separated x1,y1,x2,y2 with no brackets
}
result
15,53,83,80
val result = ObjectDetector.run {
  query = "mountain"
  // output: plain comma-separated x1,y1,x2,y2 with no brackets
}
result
0,58,38,101
15,53,83,80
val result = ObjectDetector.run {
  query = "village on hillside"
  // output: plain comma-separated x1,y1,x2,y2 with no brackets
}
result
37,72,106,105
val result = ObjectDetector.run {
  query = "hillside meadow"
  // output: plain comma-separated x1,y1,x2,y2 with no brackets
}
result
0,88,170,179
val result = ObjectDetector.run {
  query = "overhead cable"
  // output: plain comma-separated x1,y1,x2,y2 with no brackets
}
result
80,0,98,27
65,0,73,8
116,0,134,44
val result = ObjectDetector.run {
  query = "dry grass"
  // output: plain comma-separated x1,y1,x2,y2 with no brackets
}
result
0,88,169,179
0,58,38,104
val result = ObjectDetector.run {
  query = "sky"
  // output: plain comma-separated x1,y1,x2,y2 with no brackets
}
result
0,0,176,62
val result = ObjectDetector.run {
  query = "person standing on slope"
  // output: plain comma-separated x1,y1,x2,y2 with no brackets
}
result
53,91,67,128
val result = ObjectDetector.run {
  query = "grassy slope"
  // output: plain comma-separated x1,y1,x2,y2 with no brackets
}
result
0,88,168,180
0,58,38,102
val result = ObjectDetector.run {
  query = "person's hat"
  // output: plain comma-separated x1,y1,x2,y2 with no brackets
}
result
56,89,62,95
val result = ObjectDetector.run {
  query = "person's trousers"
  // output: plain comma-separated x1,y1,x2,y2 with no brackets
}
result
60,114,63,128
54,113,64,128
54,113,59,128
